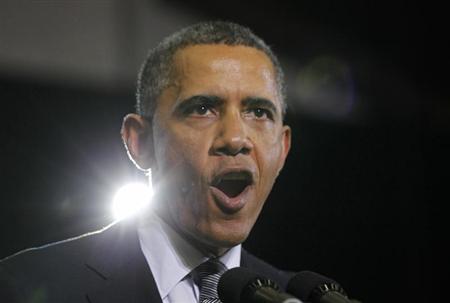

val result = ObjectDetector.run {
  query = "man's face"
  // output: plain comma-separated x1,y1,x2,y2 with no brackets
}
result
151,44,291,255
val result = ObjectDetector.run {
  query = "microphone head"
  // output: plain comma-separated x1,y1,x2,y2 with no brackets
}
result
218,267,280,303
287,271,347,302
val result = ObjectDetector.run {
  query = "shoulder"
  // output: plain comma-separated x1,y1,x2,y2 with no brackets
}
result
0,220,137,302
240,249,294,291
2,227,103,267
0,222,118,275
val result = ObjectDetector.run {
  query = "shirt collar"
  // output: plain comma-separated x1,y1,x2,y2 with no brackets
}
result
137,212,241,300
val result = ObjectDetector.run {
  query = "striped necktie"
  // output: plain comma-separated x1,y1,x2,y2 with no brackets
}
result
193,258,227,303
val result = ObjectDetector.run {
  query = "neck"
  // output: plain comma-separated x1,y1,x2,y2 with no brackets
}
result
151,204,229,258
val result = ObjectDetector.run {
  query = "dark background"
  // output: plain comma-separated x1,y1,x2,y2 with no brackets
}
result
0,1,445,302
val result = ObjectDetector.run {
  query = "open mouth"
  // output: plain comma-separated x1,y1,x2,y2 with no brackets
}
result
211,171,253,198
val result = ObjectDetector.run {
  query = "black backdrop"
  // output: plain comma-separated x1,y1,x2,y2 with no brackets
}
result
0,1,444,302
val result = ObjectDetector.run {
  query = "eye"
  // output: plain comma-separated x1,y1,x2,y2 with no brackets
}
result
183,104,215,117
176,95,221,118
185,104,215,117
193,105,211,115
246,108,273,120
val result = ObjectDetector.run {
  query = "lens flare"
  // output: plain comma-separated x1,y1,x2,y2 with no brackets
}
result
112,182,152,221
293,56,355,120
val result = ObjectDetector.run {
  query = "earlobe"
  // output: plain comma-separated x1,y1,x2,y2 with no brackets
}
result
121,114,154,171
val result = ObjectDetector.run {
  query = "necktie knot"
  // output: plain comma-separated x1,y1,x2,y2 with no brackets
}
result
193,258,227,303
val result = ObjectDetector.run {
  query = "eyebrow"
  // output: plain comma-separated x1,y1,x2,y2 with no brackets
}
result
174,95,279,117
174,95,223,114
242,97,278,116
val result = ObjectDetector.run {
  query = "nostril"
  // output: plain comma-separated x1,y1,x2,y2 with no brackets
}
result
211,122,254,156
215,146,250,156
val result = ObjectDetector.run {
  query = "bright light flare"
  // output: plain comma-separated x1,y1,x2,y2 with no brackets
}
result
112,182,153,221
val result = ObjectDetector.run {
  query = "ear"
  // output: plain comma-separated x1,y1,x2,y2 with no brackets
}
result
276,125,292,175
121,114,154,171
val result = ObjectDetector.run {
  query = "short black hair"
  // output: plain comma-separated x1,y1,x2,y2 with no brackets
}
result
136,21,286,121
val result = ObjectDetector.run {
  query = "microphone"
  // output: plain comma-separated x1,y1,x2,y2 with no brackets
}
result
218,267,302,303
287,271,361,303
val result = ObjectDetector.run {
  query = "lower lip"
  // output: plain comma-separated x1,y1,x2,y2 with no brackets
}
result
209,185,251,214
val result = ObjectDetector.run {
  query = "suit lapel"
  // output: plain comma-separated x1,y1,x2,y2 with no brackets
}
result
84,220,163,303
81,224,288,302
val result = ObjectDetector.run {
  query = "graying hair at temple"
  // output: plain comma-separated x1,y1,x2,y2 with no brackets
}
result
136,21,287,121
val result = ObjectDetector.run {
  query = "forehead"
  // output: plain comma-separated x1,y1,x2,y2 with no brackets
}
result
169,44,279,98
173,43,274,66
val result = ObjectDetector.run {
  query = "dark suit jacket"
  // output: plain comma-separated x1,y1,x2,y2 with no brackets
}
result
0,219,292,303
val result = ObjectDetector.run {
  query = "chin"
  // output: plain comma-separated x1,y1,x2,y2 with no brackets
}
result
213,233,247,248
201,224,251,252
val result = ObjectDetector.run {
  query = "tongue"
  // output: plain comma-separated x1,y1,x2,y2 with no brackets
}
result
216,180,248,198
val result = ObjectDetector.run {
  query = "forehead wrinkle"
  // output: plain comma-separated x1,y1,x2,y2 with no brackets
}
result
162,51,196,111
209,57,244,74
175,44,275,77
169,44,279,107
171,48,215,94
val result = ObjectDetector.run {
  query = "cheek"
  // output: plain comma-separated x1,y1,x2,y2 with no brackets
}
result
171,130,210,174
153,125,209,223
254,136,283,189
249,122,283,162
153,123,211,188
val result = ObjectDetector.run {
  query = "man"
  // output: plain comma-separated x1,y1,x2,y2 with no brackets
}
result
0,21,292,302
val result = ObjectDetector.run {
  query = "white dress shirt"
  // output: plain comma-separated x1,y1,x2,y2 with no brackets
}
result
137,212,241,303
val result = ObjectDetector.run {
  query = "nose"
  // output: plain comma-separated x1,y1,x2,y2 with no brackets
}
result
211,110,253,156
